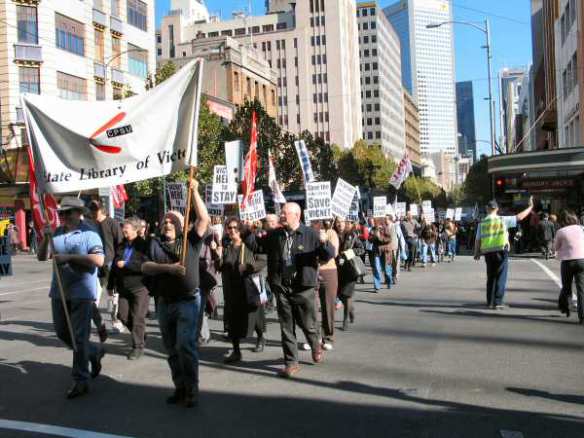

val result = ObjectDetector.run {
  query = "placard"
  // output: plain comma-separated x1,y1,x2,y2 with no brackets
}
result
238,190,266,221
446,208,455,220
306,181,332,220
423,208,435,224
331,178,357,218
225,140,243,184
422,200,432,211
0,237,12,276
205,185,225,217
373,196,387,218
166,182,187,215
211,165,237,204
455,207,463,221
347,191,360,221
395,202,407,218
409,203,419,216
384,203,395,217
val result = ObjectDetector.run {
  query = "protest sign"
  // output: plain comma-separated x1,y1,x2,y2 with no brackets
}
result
306,181,332,220
455,207,463,221
409,204,419,216
446,208,455,220
385,203,395,216
0,237,12,276
423,208,435,224
224,140,243,184
395,202,407,218
347,191,360,221
238,190,266,221
211,165,237,204
437,209,446,221
205,185,225,217
331,178,357,218
422,200,432,212
166,182,187,215
373,197,387,218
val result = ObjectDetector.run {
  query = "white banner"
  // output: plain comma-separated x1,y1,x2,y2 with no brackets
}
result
373,196,387,218
331,178,357,219
306,181,332,220
294,140,315,185
409,204,419,216
205,185,224,217
23,59,204,193
455,207,463,221
238,190,266,221
446,208,455,220
211,165,237,204
167,182,187,215
225,140,243,184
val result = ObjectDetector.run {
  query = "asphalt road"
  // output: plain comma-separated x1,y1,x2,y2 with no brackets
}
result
1,254,583,438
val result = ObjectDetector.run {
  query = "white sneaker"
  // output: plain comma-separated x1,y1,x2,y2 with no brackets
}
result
322,342,333,351
300,343,311,351
111,320,128,334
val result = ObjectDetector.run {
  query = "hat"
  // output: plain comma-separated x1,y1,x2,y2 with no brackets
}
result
162,210,184,236
58,197,89,214
486,200,499,210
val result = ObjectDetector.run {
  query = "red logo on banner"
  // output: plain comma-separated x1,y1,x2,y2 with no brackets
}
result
89,112,126,154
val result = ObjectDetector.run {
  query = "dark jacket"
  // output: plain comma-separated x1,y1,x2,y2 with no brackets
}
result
539,220,556,242
95,217,123,267
247,224,334,289
107,237,149,294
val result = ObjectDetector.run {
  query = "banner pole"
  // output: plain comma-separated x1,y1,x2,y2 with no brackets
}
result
180,166,196,266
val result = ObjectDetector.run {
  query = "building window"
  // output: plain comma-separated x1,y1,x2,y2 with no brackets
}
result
370,8,376,15
276,22,287,30
371,21,376,30
156,34,161,43
19,66,40,94
113,86,123,100
221,30,233,36
96,83,105,101
94,29,104,63
235,28,246,35
57,72,86,100
55,13,85,56
111,36,121,68
17,5,38,44
250,26,260,34
128,44,147,78
263,24,274,32
157,48,162,56
127,0,147,31
111,0,120,17
208,31,219,37
362,8,368,17
364,36,369,44
363,22,368,30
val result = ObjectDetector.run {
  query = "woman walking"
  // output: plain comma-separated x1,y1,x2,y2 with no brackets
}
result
336,219,364,331
554,210,584,322
318,220,339,351
216,218,267,364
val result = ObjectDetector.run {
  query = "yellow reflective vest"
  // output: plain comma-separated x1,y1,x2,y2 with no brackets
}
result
479,215,508,254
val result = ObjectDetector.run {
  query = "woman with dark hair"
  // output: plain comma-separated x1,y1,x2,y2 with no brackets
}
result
335,218,364,331
215,217,267,363
554,210,584,321
317,219,339,351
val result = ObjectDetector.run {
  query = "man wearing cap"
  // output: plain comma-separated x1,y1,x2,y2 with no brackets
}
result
142,177,210,408
37,197,105,399
474,197,534,309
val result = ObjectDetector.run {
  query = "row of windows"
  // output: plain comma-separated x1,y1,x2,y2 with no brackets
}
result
360,62,379,71
202,22,288,39
360,48,378,58
127,0,148,32
357,7,377,17
560,0,577,45
362,90,380,99
309,0,325,13
358,21,377,31
311,54,327,65
358,35,378,45
310,35,326,46
363,117,381,126
363,103,381,112
562,51,578,99
310,16,325,27
363,131,382,140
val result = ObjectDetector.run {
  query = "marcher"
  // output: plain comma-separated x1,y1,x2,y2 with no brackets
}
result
247,202,333,378
474,197,534,309
107,217,150,360
28,220,37,255
336,220,364,330
538,213,556,259
141,177,210,408
368,219,392,291
318,220,339,351
37,197,105,399
216,218,267,363
198,226,221,345
401,212,420,271
445,218,457,262
420,219,438,267
554,210,584,321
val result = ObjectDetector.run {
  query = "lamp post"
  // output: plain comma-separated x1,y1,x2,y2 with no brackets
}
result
427,19,496,157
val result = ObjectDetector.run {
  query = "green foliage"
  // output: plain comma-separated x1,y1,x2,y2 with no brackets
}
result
145,61,177,90
463,157,490,205
403,176,442,204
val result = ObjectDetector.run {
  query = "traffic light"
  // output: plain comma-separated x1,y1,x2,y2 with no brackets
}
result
495,177,505,195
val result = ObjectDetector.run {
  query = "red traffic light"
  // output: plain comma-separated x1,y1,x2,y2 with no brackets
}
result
496,178,504,187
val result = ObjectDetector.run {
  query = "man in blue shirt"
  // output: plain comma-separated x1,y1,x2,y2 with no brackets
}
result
38,197,105,399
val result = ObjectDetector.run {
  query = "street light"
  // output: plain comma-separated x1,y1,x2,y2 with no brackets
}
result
426,19,496,157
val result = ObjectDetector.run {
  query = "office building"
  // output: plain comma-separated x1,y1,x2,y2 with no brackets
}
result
384,0,458,155
403,88,421,171
159,0,363,149
500,68,526,153
357,2,405,160
455,81,476,159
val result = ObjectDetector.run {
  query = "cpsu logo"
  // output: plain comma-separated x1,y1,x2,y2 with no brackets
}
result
89,112,132,154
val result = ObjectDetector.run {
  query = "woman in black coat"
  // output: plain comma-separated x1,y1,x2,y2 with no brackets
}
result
214,217,267,364
334,219,365,331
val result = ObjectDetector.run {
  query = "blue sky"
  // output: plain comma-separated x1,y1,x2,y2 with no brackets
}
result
156,1,533,157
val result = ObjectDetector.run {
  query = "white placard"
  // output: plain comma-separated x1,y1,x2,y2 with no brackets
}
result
306,181,332,220
238,190,266,221
423,208,435,224
422,200,432,210
205,185,224,217
373,196,387,218
225,140,243,184
167,182,187,215
446,208,455,220
455,207,463,221
409,203,419,216
396,202,407,218
211,165,237,204
331,178,357,218
384,203,395,216
347,191,360,221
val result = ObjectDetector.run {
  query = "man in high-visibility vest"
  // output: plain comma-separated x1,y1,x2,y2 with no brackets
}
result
474,197,534,309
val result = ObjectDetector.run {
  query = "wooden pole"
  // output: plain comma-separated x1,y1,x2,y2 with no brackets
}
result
180,166,196,266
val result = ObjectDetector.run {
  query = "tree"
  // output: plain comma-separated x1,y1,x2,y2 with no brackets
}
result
463,157,490,205
402,176,442,204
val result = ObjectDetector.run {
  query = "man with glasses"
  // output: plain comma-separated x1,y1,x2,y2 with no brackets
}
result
38,197,105,399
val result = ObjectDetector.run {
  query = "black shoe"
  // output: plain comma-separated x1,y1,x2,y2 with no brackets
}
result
253,337,266,353
349,311,355,324
90,348,105,379
342,319,349,331
183,388,199,408
127,349,143,360
224,351,242,364
66,382,89,399
167,387,185,405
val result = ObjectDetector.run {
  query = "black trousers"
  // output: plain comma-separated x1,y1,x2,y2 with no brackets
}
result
561,259,584,321
273,284,320,366
118,288,150,349
406,239,418,269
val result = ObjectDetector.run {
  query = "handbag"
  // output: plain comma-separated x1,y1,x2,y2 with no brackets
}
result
199,244,218,291
241,244,268,308
342,237,366,280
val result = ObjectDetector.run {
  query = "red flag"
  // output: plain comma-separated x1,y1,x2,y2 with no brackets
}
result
111,184,128,209
242,111,258,206
27,146,59,239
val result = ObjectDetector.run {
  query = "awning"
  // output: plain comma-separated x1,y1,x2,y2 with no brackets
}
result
488,147,584,175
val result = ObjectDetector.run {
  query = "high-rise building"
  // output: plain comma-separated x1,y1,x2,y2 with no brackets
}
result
159,0,363,149
499,68,526,153
555,0,580,147
384,0,457,156
515,66,536,152
357,2,405,161
455,81,476,159
403,88,421,171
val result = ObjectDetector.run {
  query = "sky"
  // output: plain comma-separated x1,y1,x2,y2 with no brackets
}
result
156,1,533,157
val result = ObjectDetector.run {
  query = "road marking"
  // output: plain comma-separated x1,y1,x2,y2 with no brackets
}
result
0,286,49,296
0,279,47,289
500,431,524,438
0,419,134,438
531,259,561,288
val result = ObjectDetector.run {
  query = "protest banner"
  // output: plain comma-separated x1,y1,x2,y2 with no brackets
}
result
238,190,267,221
306,181,332,220
385,203,395,217
422,200,432,212
166,182,187,215
373,196,387,218
0,236,12,276
409,203,419,216
395,202,407,218
211,165,237,204
347,191,360,221
446,208,455,219
455,207,463,221
437,209,446,221
423,208,435,224
205,185,225,217
331,178,357,218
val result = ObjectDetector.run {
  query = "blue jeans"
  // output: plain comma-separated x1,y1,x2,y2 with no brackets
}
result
484,251,509,306
158,293,201,390
372,254,392,290
448,238,457,257
420,242,436,264
51,298,98,383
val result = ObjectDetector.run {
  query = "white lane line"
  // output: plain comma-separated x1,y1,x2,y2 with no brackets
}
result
531,259,562,288
0,286,49,297
0,279,48,289
0,419,134,438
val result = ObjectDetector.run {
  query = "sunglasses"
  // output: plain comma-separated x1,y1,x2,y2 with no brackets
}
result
227,225,239,230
